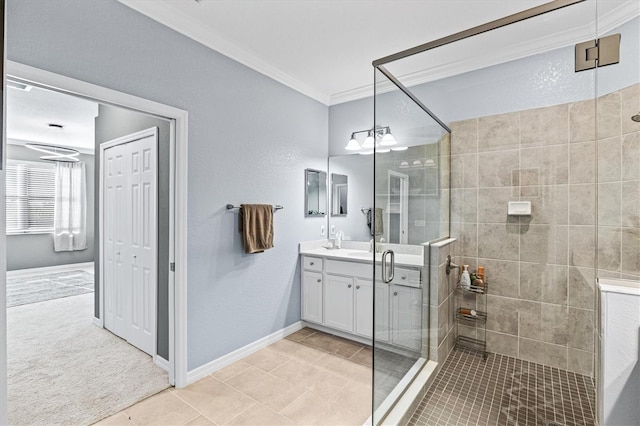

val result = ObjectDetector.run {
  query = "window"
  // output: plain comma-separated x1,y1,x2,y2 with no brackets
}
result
6,160,56,234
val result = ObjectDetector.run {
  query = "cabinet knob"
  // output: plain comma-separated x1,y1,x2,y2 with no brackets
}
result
348,284,352,288
310,262,314,265
394,291,398,296
317,279,321,283
401,275,407,280
356,285,360,289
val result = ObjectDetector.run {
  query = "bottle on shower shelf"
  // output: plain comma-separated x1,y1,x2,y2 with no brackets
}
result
460,265,471,289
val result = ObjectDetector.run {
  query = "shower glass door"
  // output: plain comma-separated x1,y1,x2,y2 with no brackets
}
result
372,66,451,424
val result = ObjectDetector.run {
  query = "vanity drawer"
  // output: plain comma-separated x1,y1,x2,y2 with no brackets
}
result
326,259,371,278
376,266,421,288
303,256,323,272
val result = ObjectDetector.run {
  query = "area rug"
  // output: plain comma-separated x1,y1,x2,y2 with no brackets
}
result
7,270,94,308
7,293,169,425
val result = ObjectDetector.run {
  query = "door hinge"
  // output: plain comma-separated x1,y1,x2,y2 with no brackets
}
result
575,33,621,72
170,262,175,272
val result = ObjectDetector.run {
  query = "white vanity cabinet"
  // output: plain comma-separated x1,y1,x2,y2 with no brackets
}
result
324,274,354,332
300,252,422,349
301,256,324,324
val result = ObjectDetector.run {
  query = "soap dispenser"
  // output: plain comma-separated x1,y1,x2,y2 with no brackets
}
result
460,265,471,289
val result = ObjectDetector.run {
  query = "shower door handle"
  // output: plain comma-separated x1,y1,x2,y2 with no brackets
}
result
381,249,395,283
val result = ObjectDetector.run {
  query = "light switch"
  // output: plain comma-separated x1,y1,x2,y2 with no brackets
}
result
330,225,335,235
320,225,326,236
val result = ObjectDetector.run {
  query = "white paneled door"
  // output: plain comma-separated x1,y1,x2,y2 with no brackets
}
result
103,129,158,356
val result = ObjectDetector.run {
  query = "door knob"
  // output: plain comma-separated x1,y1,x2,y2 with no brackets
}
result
132,255,137,259
317,279,321,283
394,291,398,296
348,284,352,288
356,285,360,289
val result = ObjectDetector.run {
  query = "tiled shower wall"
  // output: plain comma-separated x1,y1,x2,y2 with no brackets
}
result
449,83,640,376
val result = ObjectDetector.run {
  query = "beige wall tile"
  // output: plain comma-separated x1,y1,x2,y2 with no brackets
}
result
541,303,568,346
450,119,478,155
569,226,595,267
478,224,519,261
520,224,552,264
568,307,594,352
570,141,596,184
520,104,569,147
518,300,542,341
621,228,640,275
451,223,478,258
478,149,519,187
478,112,520,152
597,136,622,182
481,258,519,299
477,187,517,224
568,348,594,376
451,153,478,189
568,267,595,310
622,132,640,180
486,295,519,335
569,184,596,225
519,262,543,301
486,331,518,358
597,91,622,140
621,180,640,228
541,265,568,305
522,185,569,225
520,144,569,185
518,338,567,369
598,227,621,272
570,99,596,143
451,188,477,223
620,84,640,135
598,183,622,227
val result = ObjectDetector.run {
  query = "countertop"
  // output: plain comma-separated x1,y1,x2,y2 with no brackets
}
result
299,247,424,268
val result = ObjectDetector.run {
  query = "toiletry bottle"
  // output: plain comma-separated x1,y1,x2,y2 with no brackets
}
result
460,265,471,289
335,231,342,249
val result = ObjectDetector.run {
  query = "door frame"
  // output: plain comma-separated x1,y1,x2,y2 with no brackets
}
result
99,127,159,359
4,61,189,388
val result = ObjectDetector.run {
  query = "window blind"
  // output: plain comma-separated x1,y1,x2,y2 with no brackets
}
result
6,161,56,234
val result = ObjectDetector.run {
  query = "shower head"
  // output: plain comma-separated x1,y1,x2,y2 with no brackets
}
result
632,113,640,123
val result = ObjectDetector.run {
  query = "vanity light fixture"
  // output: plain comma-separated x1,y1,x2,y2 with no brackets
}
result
390,146,408,151
399,161,410,169
345,126,398,151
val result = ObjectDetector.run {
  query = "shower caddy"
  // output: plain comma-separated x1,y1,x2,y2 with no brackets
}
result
455,275,487,359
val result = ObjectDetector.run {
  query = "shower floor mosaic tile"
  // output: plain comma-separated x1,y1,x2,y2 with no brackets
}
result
409,349,596,426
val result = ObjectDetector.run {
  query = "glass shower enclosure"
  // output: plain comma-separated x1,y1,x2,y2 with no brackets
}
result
371,68,451,423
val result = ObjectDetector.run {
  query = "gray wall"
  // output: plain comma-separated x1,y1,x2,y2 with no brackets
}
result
7,0,328,370
6,143,95,270
94,104,171,360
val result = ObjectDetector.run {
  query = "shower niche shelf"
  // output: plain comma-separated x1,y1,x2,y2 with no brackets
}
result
455,282,488,359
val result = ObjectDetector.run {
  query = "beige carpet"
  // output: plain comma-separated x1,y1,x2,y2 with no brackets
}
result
7,293,169,425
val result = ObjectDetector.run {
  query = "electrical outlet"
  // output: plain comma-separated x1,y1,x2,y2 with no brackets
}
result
330,225,335,235
320,225,326,236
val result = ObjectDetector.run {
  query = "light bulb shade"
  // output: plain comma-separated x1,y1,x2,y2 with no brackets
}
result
390,146,408,151
379,131,397,146
362,132,375,149
376,148,390,153
345,135,361,151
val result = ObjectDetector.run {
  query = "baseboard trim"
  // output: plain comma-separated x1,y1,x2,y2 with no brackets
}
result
186,321,304,385
154,355,170,372
92,316,102,327
7,262,95,278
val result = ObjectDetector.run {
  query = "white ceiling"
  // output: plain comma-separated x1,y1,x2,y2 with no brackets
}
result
7,83,98,153
119,0,639,105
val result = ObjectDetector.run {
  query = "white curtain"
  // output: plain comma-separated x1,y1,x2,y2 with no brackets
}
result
53,161,87,252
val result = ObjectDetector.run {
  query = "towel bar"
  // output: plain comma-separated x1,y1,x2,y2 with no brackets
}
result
226,204,284,211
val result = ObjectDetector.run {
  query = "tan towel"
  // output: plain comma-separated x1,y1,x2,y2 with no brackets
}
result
374,207,384,236
239,204,274,254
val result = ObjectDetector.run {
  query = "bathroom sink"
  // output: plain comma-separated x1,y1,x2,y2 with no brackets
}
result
347,251,373,259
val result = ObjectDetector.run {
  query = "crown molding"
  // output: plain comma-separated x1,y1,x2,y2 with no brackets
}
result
118,0,330,105
330,3,640,105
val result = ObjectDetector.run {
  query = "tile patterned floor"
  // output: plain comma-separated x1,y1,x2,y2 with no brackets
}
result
96,328,373,425
409,349,596,426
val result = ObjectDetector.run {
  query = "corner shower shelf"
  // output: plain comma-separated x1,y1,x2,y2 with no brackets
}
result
455,281,488,359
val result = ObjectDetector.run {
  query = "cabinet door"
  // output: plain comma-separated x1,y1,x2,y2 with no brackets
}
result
302,271,323,324
324,275,354,333
375,282,390,343
391,285,422,351
354,278,373,339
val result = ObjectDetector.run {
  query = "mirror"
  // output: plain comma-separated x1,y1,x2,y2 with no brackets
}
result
305,168,327,217
331,173,348,216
